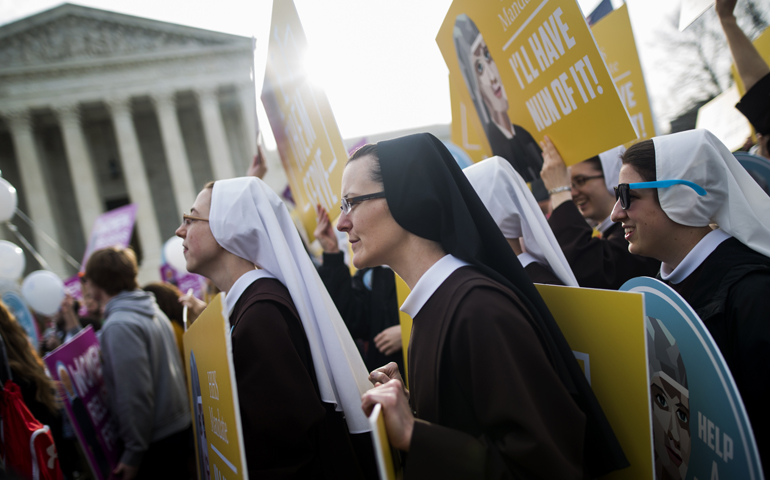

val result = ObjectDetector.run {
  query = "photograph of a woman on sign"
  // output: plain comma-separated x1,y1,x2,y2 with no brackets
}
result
647,317,691,480
454,13,544,185
189,352,210,480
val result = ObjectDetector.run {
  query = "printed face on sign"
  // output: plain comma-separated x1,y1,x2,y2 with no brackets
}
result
472,39,509,115
651,372,691,479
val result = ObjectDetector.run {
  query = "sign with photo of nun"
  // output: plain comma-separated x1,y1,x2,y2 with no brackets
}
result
620,277,763,480
261,0,347,241
535,284,653,480
591,4,656,144
43,326,119,480
436,0,637,177
183,293,248,480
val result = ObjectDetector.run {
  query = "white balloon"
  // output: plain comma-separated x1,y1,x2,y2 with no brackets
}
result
0,240,25,280
21,270,65,316
0,177,17,222
163,236,187,273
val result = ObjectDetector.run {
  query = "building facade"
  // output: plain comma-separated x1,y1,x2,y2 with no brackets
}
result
0,3,259,282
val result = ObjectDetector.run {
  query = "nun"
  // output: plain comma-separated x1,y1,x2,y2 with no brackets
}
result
611,129,770,472
541,138,660,289
344,135,627,479
464,156,579,286
175,177,374,479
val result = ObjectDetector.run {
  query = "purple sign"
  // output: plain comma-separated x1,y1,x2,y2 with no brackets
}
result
63,275,90,317
159,263,206,300
44,326,119,480
81,204,138,271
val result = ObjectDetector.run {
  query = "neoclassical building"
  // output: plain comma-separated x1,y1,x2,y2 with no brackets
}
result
0,3,262,282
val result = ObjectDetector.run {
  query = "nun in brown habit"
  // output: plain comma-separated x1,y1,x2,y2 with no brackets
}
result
339,134,628,479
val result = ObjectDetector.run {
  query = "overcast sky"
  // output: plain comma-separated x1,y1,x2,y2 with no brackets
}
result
1,0,684,147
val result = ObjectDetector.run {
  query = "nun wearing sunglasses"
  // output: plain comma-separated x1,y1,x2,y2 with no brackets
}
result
611,129,770,474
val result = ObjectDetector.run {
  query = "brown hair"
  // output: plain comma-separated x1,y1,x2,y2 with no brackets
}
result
581,155,603,174
622,140,657,182
83,246,139,296
204,181,215,190
142,282,184,326
347,144,383,184
0,302,60,414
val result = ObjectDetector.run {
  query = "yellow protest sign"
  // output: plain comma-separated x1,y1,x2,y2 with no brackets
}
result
732,26,770,96
261,0,347,240
536,284,652,479
437,0,636,175
184,294,248,480
449,74,493,164
394,274,412,389
368,404,400,480
697,86,753,150
591,4,656,144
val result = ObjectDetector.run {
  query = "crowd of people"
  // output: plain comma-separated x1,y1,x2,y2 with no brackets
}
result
1,0,769,478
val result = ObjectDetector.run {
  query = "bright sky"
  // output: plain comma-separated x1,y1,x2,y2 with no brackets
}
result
0,0,681,149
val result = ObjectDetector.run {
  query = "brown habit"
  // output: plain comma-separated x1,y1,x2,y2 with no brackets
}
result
406,266,585,479
229,277,371,479
548,200,660,289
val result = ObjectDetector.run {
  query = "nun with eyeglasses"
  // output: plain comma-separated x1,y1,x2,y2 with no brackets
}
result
610,129,770,474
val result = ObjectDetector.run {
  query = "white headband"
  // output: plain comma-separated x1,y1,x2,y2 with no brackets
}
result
464,157,579,286
209,177,371,433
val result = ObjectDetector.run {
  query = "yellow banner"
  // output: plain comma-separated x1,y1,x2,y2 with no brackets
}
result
261,0,347,241
449,74,493,164
394,274,412,389
184,294,248,480
536,284,652,480
733,26,770,96
437,0,636,171
591,4,656,144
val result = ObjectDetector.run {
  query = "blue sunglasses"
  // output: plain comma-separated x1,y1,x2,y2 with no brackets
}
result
614,180,707,210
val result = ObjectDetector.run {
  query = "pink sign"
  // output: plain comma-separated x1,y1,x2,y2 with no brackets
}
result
81,204,138,271
44,327,119,479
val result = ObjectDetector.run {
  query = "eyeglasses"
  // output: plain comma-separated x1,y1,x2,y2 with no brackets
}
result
614,180,707,210
571,174,604,189
182,213,209,226
340,192,386,215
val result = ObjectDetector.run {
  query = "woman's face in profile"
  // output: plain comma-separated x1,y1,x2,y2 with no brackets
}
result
651,371,691,480
472,38,509,115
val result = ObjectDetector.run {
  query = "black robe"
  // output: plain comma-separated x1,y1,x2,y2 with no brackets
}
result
548,200,660,289
486,123,543,185
229,277,373,479
524,262,565,285
406,266,585,479
317,252,403,372
665,238,770,475
736,72,770,135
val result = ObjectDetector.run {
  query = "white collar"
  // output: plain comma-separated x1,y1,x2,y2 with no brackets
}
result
660,229,731,284
400,255,470,318
224,269,276,317
517,252,538,269
597,215,614,235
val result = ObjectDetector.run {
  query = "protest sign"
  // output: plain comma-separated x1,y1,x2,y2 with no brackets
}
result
621,277,763,480
261,0,347,240
368,403,400,480
696,86,753,150
680,0,715,31
436,0,636,179
43,326,119,480
450,74,493,164
80,204,137,271
536,284,653,479
734,151,770,196
2,291,39,350
394,274,412,387
184,294,247,480
592,4,656,144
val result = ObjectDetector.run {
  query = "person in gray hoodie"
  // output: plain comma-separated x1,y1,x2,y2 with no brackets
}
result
81,246,191,480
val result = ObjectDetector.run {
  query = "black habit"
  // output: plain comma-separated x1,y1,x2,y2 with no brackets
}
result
548,200,661,289
665,238,770,475
229,277,372,479
524,262,565,285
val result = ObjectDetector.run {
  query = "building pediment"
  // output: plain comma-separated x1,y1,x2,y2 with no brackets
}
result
0,3,250,70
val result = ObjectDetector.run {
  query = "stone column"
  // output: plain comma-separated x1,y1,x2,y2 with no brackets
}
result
53,103,103,238
196,86,236,180
4,109,68,277
106,97,162,282
238,83,258,159
151,90,197,211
